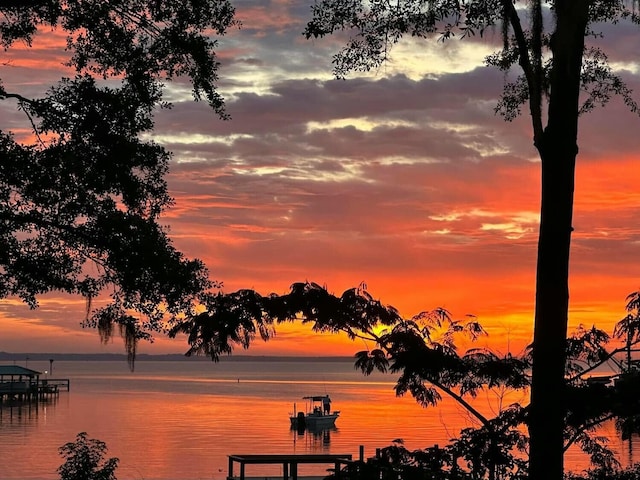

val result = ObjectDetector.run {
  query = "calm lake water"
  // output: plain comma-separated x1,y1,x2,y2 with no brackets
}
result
0,358,636,479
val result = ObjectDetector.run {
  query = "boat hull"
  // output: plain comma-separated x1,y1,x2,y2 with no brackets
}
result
290,413,339,428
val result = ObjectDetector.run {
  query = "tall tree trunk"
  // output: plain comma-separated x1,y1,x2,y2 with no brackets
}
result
528,3,588,480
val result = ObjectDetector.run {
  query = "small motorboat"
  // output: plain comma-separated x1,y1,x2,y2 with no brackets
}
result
290,395,340,429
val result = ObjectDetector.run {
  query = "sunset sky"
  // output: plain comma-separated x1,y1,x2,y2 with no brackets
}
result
1,1,640,358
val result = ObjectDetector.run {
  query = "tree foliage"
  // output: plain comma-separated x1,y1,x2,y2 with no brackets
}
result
0,0,236,364
57,432,118,480
5,1,640,476
303,0,640,125
299,2,640,479
176,281,640,478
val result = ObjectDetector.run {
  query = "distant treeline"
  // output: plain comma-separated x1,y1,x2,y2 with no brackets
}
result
0,352,354,362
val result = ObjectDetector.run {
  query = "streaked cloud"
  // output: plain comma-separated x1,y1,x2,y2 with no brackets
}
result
1,3,640,356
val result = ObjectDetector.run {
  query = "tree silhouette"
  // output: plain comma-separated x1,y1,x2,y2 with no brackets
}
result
174,281,640,478
5,3,640,476
57,432,118,480
297,2,640,479
0,1,236,365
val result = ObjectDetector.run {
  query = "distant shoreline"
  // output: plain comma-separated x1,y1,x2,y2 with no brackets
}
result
0,351,354,362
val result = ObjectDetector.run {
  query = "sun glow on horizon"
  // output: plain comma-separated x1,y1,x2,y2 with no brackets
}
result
1,2,640,358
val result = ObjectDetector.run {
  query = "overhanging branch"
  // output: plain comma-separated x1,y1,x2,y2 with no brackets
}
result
502,0,544,143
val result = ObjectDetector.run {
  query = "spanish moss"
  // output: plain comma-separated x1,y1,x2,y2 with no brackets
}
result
119,320,138,371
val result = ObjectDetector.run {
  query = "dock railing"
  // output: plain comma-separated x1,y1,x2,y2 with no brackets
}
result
227,453,354,480
0,378,70,403
42,378,70,392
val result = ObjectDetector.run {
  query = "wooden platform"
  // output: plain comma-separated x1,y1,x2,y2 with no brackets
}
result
229,477,326,480
0,365,69,404
0,381,60,402
227,453,353,480
228,477,326,480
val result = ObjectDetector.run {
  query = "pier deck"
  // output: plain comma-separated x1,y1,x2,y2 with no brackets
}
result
228,477,326,480
227,453,353,480
0,365,69,403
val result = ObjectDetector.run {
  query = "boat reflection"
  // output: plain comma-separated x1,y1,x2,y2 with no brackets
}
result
291,423,338,447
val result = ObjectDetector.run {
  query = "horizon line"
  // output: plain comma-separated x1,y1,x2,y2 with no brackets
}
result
0,351,355,361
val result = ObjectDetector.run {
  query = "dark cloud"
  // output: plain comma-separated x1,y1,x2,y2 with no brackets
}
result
2,4,640,354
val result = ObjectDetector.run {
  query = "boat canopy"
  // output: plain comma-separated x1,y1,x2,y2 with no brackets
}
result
302,395,330,401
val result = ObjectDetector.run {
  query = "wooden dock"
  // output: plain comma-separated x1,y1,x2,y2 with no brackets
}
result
0,365,69,404
227,453,353,480
227,477,327,480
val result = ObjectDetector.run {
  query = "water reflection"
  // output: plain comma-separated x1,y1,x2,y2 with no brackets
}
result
291,424,338,449
0,396,58,426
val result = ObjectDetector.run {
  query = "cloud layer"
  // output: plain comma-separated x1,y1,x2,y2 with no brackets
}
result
2,2,640,356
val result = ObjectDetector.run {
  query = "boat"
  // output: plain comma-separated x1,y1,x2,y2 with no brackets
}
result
290,395,340,429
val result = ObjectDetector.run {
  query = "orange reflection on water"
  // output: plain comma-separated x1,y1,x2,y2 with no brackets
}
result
3,360,637,479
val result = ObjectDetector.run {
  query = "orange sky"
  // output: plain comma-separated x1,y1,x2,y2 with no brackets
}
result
1,2,639,357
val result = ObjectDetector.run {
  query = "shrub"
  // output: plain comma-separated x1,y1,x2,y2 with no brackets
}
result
57,432,119,480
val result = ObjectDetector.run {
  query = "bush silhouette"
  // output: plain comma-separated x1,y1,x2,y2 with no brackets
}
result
57,432,118,480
